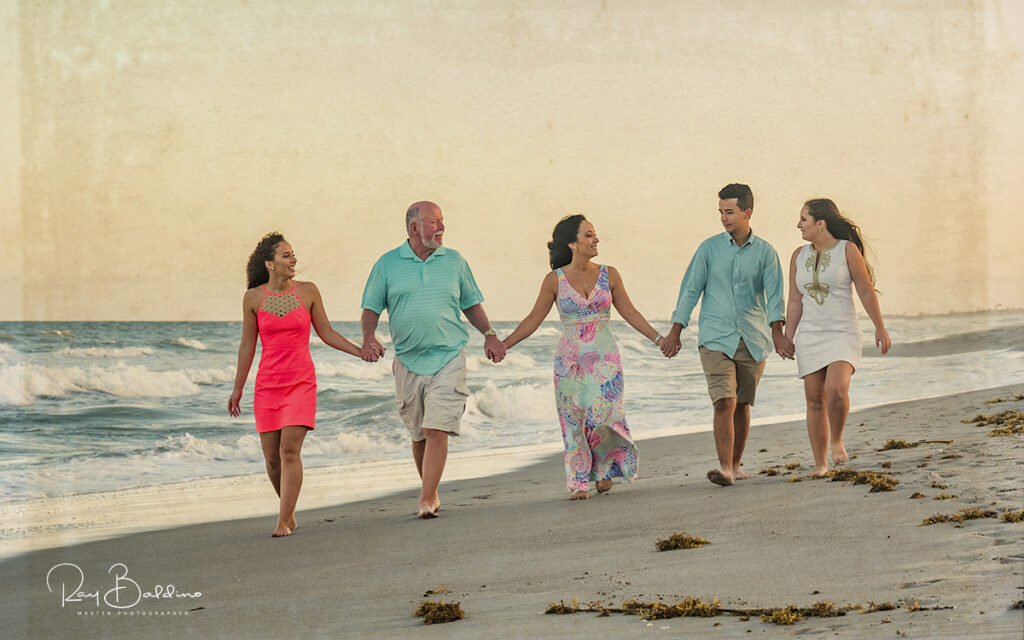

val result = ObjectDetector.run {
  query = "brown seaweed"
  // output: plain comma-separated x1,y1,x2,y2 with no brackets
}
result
655,533,712,551
920,508,998,526
414,600,465,624
827,469,899,492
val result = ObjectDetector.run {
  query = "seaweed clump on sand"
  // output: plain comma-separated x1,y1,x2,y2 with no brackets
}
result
759,467,781,476
1002,509,1024,523
545,599,579,614
656,533,712,551
1011,599,1024,610
827,469,899,492
933,494,957,500
879,440,917,451
920,508,998,526
786,475,803,483
910,492,926,499
760,606,803,625
964,410,1024,436
985,394,1024,404
414,600,465,624
622,597,720,620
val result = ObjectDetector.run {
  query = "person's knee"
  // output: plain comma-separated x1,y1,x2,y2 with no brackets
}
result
824,386,848,405
713,397,737,414
805,393,826,410
422,428,449,444
264,454,281,472
279,444,302,465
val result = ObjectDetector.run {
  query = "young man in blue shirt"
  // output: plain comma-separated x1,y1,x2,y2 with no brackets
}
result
661,184,792,486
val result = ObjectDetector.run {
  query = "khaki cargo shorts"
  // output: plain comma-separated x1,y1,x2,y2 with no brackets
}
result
698,339,766,406
392,350,469,441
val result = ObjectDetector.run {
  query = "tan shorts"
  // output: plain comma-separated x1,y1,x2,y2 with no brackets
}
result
392,350,469,441
699,339,766,406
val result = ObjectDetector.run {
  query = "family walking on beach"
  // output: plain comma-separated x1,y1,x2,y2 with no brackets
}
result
229,184,891,536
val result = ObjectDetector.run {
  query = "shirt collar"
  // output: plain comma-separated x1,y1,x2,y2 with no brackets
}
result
723,229,758,248
399,240,447,262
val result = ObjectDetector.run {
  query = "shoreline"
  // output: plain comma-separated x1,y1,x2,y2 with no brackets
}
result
3,384,1022,638
0,388,988,561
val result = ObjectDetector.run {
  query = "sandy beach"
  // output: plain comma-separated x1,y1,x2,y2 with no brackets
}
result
2,384,1022,639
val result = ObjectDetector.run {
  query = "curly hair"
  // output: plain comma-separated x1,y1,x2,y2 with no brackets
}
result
803,199,876,285
547,215,586,270
245,232,285,289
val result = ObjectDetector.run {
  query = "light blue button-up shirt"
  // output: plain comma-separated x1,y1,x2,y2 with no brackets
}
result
361,242,484,376
670,231,785,363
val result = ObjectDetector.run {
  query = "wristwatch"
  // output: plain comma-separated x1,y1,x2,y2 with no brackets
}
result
484,329,497,337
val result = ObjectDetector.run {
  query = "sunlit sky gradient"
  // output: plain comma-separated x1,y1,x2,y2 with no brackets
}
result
3,1,1022,322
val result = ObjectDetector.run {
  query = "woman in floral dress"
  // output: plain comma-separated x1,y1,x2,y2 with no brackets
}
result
502,215,665,499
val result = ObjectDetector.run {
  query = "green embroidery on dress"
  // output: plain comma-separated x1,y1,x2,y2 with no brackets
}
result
803,246,833,305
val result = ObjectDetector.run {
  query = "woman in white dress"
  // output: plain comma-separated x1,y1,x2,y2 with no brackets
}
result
783,199,891,477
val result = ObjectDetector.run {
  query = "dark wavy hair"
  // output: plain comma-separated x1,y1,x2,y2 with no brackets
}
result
718,183,753,211
246,232,285,289
547,214,586,270
803,199,876,285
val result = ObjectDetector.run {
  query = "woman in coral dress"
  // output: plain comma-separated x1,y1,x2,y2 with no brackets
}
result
784,200,891,477
503,215,665,499
229,232,366,536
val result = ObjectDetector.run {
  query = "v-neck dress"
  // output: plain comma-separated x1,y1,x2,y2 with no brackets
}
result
553,265,638,492
793,240,862,378
253,283,317,432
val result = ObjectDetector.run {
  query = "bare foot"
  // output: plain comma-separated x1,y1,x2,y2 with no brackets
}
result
287,518,298,531
417,506,438,519
734,470,751,481
569,490,590,500
831,441,848,465
706,468,734,486
808,466,829,478
596,479,613,494
271,523,293,537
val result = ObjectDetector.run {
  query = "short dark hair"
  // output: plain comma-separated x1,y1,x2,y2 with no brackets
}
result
718,184,753,211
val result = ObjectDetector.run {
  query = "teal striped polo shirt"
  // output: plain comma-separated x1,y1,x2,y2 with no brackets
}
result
361,242,484,376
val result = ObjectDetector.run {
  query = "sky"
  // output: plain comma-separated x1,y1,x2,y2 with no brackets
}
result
3,0,1023,322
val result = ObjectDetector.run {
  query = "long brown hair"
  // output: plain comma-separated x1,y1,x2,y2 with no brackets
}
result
803,199,875,285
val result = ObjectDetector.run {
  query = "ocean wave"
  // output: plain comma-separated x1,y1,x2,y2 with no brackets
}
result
465,351,540,372
174,337,208,350
316,359,391,380
464,380,554,423
532,326,563,338
40,330,75,338
0,362,202,405
187,367,235,384
0,344,15,365
59,346,154,358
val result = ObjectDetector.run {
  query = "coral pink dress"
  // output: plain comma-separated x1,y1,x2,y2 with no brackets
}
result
254,283,316,432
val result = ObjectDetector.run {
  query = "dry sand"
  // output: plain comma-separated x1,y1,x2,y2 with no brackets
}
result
2,385,1022,639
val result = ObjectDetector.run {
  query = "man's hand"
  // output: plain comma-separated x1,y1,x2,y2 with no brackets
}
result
773,330,795,360
659,334,681,358
484,334,506,363
360,338,386,362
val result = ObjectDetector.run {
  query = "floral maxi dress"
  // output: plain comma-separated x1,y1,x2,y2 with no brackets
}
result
553,265,639,492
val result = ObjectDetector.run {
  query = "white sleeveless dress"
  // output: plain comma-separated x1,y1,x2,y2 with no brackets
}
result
794,239,862,378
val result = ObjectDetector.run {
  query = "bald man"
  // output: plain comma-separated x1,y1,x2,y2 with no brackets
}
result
360,201,506,518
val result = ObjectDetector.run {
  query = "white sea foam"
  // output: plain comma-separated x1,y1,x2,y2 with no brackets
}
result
465,351,540,372
59,346,154,358
0,362,202,404
316,359,391,380
464,380,553,423
41,330,74,337
175,337,208,350
186,367,235,384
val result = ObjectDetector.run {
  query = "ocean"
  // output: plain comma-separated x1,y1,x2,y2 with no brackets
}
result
1,312,1022,503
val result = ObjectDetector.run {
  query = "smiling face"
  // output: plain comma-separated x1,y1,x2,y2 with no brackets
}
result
411,205,445,250
719,198,752,236
266,241,296,277
797,205,826,242
571,220,599,258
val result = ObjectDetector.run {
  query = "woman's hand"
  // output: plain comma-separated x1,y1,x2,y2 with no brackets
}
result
228,388,243,417
875,327,891,355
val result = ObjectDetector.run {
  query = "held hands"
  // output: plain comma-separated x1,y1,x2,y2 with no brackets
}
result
659,334,681,358
360,338,386,362
875,327,892,355
228,388,243,417
774,333,796,360
484,334,506,363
